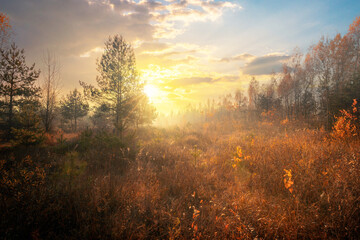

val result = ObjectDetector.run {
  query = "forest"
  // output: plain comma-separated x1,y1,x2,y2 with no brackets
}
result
1,10,360,239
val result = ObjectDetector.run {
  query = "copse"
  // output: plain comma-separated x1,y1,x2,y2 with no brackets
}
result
245,16,360,128
81,35,155,136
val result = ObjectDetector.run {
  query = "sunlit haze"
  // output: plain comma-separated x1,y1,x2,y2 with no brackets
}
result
2,0,360,114
2,2,360,238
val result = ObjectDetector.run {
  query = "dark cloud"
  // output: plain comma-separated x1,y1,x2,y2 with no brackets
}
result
2,0,240,56
1,0,242,94
242,54,289,75
2,0,154,56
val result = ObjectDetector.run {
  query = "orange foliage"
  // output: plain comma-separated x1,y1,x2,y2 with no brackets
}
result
283,169,294,194
0,155,46,201
348,16,360,35
332,99,358,140
280,118,289,125
0,12,11,33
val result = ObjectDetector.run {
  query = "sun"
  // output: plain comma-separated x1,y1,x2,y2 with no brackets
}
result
144,84,160,102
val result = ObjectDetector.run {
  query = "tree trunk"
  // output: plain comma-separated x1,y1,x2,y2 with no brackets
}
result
7,65,15,140
8,83,13,139
74,98,77,132
116,74,123,139
45,62,51,132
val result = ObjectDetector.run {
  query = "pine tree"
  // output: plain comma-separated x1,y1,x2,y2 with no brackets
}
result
60,89,89,132
0,43,40,139
81,35,155,136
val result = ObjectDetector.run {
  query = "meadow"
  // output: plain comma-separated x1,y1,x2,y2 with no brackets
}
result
1,5,360,240
1,113,359,240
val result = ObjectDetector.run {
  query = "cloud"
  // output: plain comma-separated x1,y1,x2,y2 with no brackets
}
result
2,0,240,58
242,54,289,75
213,75,240,82
218,53,254,62
136,41,170,52
80,47,103,58
2,0,244,110
165,74,241,88
3,0,239,54
167,92,184,100
152,0,242,38
136,41,212,69
170,76,213,87
141,48,197,57
137,53,198,70
2,0,154,56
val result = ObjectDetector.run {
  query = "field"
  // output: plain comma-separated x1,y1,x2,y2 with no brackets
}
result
1,118,359,239
2,4,360,240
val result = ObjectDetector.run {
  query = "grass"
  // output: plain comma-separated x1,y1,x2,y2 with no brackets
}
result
1,119,360,239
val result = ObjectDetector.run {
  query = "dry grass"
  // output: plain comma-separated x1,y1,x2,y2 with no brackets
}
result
1,119,360,239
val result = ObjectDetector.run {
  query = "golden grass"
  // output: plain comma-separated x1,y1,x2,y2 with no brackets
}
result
1,119,359,239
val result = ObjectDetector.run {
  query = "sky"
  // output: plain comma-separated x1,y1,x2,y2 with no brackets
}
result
1,0,360,114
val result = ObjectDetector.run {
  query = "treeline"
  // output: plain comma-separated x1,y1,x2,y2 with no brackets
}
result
0,13,155,144
173,17,360,129
253,17,360,129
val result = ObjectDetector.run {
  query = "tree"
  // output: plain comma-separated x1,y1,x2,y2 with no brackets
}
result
81,35,155,136
11,100,44,145
0,43,40,139
91,103,112,130
60,89,89,132
134,93,157,127
347,16,360,75
40,51,60,132
256,79,280,114
248,77,259,110
235,89,247,109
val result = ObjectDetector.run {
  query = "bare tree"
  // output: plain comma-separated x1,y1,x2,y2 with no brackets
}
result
41,50,60,132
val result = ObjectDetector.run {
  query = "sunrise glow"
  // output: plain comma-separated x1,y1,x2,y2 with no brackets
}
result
3,0,359,116
143,84,160,103
2,2,360,239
